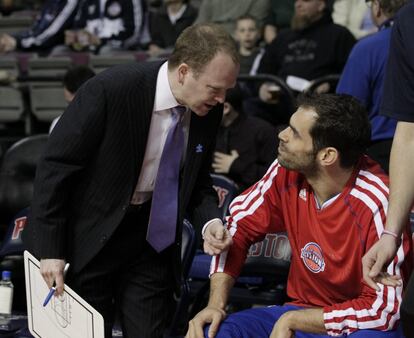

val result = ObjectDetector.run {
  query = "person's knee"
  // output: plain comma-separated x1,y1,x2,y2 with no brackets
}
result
204,322,240,338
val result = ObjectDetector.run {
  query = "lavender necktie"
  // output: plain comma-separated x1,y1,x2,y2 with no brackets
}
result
146,106,186,252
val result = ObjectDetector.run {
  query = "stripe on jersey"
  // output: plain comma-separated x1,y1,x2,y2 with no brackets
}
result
325,171,403,333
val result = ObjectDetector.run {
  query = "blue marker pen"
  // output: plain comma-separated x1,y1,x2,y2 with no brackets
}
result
42,263,70,307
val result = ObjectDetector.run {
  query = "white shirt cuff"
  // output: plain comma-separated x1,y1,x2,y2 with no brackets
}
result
201,218,223,237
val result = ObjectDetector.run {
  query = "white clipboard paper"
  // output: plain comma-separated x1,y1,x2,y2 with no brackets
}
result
24,250,105,338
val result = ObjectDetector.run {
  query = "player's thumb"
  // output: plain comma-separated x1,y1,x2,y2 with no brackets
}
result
214,226,224,240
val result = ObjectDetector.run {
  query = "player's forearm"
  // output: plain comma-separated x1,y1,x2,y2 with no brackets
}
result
208,272,235,310
386,121,414,235
282,308,326,334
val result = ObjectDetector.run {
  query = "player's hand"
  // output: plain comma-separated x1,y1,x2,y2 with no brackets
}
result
362,235,401,290
186,307,226,338
203,220,233,255
212,150,239,174
40,258,66,295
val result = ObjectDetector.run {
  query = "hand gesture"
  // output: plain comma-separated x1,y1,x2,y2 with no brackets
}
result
212,150,239,174
203,220,233,255
40,258,66,295
362,235,402,290
186,307,226,338
259,82,281,104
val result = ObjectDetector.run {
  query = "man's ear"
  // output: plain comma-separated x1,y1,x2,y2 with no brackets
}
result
223,102,231,114
318,0,326,13
177,63,189,85
318,147,338,167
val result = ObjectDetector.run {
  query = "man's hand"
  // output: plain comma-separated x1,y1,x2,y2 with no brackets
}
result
362,235,401,290
186,306,226,338
270,312,294,338
0,33,16,53
212,150,239,174
203,220,233,255
40,258,66,295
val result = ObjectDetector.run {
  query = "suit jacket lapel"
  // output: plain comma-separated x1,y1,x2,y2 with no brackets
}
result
127,61,164,187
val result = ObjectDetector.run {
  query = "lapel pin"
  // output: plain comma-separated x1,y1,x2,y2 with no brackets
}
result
196,144,203,153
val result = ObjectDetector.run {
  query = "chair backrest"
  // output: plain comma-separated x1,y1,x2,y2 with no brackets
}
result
0,16,32,34
181,219,197,278
242,232,291,279
0,56,19,80
27,57,72,77
0,134,48,222
0,207,29,257
210,173,240,220
29,83,67,122
305,74,341,94
89,54,135,73
167,219,197,337
0,85,24,123
237,73,296,115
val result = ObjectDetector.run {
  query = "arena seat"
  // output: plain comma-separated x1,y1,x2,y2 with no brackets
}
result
0,134,48,227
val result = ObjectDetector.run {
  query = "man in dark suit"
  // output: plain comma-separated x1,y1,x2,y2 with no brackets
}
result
23,23,239,338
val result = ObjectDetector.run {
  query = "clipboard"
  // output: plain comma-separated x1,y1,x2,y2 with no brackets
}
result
24,250,105,338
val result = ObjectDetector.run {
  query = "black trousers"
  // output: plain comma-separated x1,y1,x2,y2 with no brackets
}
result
67,203,175,338
401,272,414,338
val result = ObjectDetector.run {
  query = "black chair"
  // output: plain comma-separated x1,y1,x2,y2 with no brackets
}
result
232,231,291,306
237,73,296,127
166,219,198,337
0,207,29,313
0,134,48,230
305,74,341,94
210,173,240,221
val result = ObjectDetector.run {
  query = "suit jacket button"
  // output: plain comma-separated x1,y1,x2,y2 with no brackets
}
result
100,235,107,243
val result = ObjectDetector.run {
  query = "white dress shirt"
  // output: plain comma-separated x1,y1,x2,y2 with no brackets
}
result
131,61,190,204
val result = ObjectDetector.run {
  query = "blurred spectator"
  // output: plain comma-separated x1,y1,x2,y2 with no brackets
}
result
213,86,278,190
0,0,78,54
263,0,294,44
61,0,149,54
0,0,43,15
245,0,355,126
333,0,377,39
148,0,197,57
336,0,407,173
234,15,263,75
49,65,95,133
195,0,270,35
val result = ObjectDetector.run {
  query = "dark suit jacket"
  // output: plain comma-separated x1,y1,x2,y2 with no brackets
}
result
23,61,222,290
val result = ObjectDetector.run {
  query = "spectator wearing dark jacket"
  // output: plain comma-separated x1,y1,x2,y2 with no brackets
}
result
213,86,278,190
148,0,197,57
0,0,78,54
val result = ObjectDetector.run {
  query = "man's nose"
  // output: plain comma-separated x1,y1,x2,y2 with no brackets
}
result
215,92,226,104
278,127,288,142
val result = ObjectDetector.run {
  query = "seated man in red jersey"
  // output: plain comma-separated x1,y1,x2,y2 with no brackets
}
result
187,93,412,338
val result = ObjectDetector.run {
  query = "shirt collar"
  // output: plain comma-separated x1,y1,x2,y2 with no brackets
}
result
168,4,187,24
154,61,180,112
